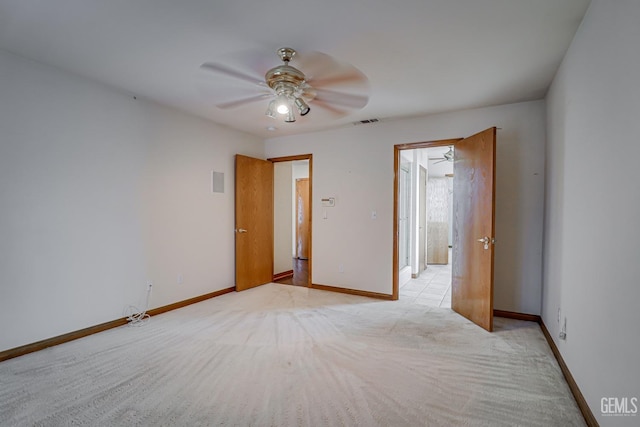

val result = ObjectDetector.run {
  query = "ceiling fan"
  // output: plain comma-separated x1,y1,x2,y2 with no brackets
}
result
429,146,454,164
200,47,369,123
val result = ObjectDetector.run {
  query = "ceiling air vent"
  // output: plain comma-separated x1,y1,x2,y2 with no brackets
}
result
354,118,380,125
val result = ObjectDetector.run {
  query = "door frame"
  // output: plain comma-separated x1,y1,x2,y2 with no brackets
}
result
392,139,461,300
418,165,427,275
295,177,310,260
268,154,313,287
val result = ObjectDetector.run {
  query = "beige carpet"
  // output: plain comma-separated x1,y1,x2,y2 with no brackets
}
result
0,284,585,426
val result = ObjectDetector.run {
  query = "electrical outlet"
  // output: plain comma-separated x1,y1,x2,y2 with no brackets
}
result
559,317,567,340
146,280,153,290
557,307,561,323
339,264,344,273
177,274,183,285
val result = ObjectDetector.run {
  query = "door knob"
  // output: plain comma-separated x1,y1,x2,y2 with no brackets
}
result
477,236,494,250
236,228,248,233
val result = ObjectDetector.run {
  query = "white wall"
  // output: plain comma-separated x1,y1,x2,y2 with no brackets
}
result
273,162,293,274
265,100,546,314
0,50,263,352
543,0,640,424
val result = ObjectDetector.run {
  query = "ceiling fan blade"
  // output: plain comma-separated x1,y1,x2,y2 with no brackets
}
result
292,52,368,83
294,51,337,78
217,93,272,109
314,88,368,109
308,71,367,88
313,99,348,117
429,158,446,161
297,51,368,87
201,62,265,86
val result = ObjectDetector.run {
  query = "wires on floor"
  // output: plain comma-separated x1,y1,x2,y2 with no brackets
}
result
126,283,152,326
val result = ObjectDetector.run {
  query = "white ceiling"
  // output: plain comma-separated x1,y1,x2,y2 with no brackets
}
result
0,0,590,139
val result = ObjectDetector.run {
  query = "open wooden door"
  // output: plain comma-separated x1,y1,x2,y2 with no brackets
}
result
295,178,310,260
451,127,496,331
235,155,273,291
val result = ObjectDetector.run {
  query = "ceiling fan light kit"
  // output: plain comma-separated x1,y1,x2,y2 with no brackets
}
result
263,48,311,123
294,97,310,116
265,99,278,119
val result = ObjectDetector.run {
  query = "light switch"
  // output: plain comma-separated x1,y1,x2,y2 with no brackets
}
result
371,210,377,220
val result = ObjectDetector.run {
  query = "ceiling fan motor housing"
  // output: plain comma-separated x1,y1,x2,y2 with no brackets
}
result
265,65,305,91
265,47,308,97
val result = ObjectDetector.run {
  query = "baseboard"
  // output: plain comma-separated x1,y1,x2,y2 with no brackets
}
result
538,320,599,426
146,287,235,317
273,270,294,281
493,309,541,323
310,283,393,300
493,309,598,426
0,318,129,363
0,286,235,363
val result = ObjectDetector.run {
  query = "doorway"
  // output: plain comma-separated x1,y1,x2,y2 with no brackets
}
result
271,156,312,287
396,146,454,308
393,128,497,331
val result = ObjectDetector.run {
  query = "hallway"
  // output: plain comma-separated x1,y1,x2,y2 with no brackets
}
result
275,258,309,287
399,260,451,308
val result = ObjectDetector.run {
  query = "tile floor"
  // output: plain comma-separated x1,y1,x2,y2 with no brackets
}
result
399,259,452,308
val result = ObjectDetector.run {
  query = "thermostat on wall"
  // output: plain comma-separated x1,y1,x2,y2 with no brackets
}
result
321,197,335,207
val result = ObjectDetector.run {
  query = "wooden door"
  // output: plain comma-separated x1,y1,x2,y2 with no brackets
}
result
235,155,273,291
418,166,427,273
451,127,496,331
295,178,310,259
